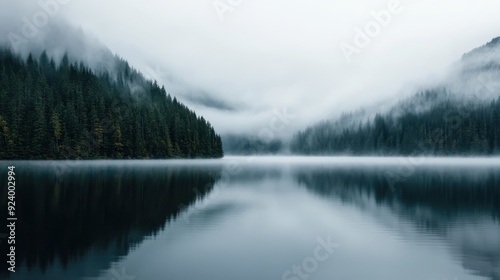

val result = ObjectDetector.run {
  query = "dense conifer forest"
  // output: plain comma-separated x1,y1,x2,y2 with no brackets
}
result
291,91,500,155
0,48,223,159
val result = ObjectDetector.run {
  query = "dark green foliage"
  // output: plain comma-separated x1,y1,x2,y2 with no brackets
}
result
0,163,220,273
291,91,500,155
0,48,223,159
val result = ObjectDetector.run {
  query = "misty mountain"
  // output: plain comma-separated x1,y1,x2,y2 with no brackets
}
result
2,16,242,113
0,46,223,159
1,17,123,78
290,37,500,155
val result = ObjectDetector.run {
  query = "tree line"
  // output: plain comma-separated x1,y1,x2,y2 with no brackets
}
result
291,91,500,155
0,48,223,159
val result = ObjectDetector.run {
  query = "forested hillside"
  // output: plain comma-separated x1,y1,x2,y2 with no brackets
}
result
0,48,223,159
291,91,500,155
291,37,500,156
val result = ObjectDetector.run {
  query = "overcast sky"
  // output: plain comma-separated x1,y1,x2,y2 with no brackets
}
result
2,0,500,136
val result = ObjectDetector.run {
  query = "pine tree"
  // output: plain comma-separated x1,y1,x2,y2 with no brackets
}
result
0,48,224,159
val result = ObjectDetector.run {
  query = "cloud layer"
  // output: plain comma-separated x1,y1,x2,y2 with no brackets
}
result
2,0,500,136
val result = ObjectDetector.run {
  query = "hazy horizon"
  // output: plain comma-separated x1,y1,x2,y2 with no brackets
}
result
2,0,500,137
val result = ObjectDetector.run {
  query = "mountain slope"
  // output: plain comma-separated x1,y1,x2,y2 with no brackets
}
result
0,48,223,159
291,37,500,155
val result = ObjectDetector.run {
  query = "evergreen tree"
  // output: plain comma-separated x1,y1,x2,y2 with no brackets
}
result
0,48,224,159
291,90,500,156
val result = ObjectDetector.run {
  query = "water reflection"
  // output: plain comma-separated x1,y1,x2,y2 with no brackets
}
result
295,165,500,218
0,159,498,280
294,165,500,280
0,161,221,280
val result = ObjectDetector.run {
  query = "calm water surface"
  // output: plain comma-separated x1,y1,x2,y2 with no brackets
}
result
0,157,499,280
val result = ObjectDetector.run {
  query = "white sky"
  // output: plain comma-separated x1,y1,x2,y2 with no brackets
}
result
2,0,500,136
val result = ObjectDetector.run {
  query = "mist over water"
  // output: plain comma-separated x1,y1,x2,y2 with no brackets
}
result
1,157,498,280
2,1,500,279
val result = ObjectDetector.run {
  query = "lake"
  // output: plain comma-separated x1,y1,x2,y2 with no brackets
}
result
1,157,499,280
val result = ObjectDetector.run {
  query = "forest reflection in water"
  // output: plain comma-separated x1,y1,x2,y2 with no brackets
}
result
0,158,498,280
0,161,221,279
